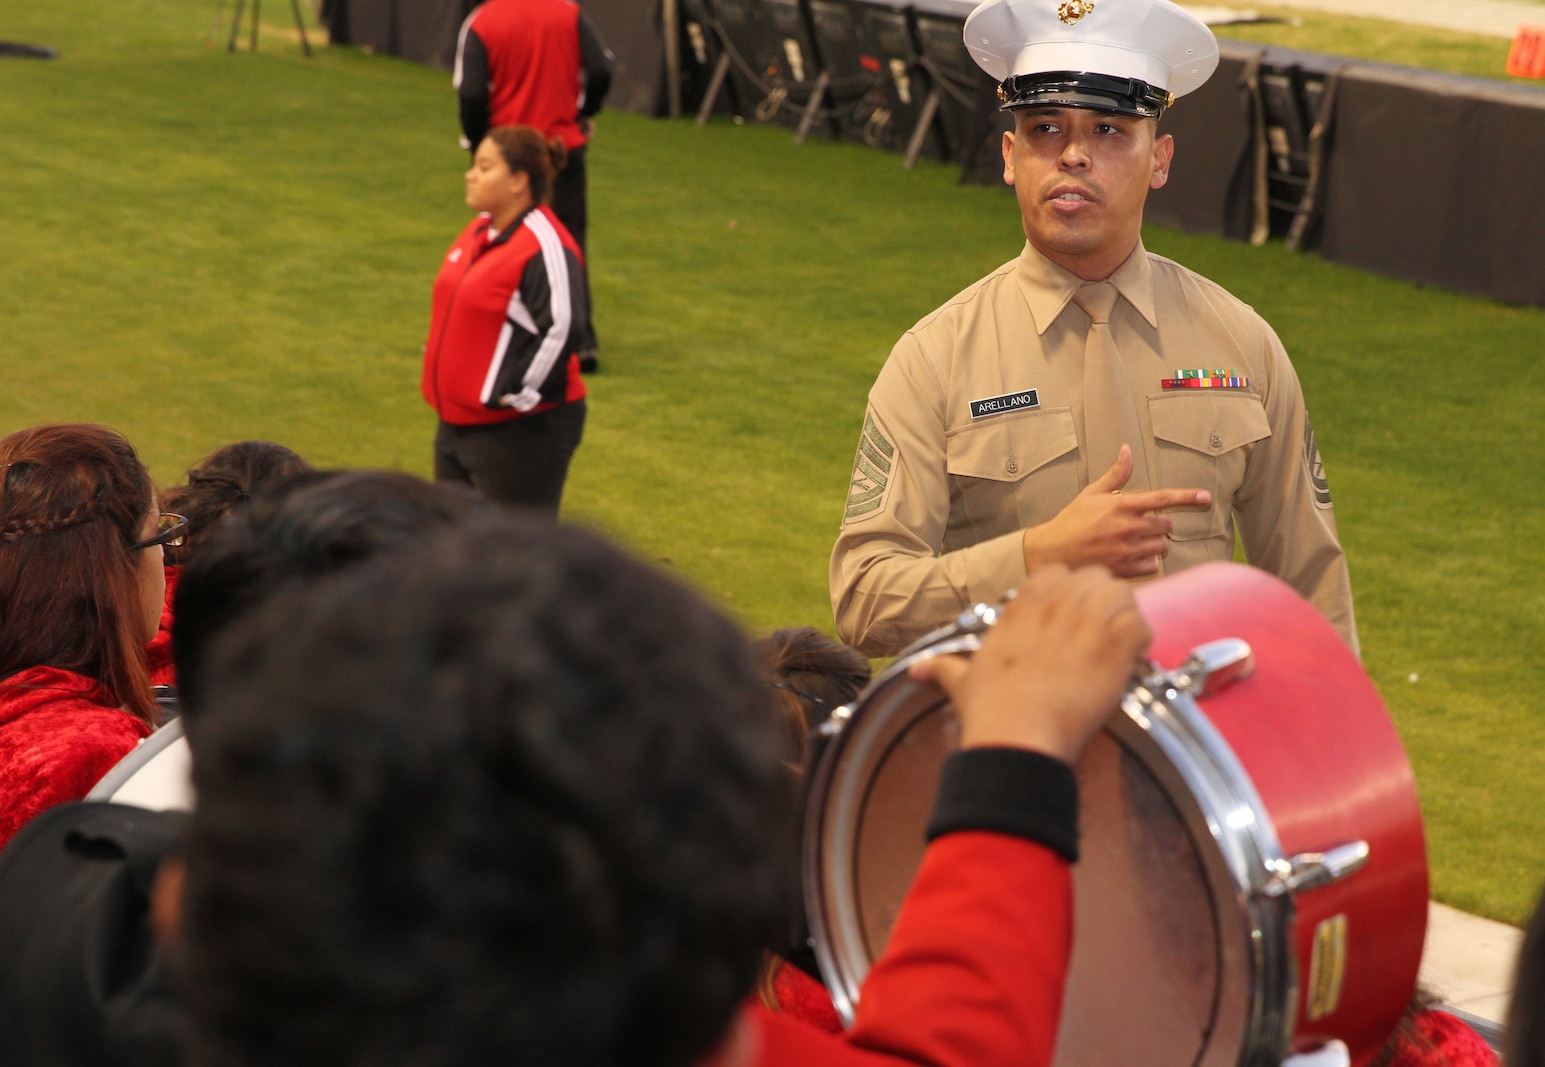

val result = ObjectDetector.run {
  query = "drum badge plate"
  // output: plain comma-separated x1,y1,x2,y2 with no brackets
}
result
1306,913,1349,1020
1058,0,1095,25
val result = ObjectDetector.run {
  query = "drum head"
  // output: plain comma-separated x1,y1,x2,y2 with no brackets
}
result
1058,727,1235,1067
808,680,1256,1067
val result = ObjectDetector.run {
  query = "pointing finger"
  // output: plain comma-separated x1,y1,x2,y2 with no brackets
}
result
1122,486,1211,512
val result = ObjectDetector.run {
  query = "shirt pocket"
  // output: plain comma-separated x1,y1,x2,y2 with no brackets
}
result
945,407,1080,542
1149,392,1272,541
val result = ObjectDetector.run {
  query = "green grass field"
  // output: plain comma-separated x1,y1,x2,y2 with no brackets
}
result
2,1,1542,923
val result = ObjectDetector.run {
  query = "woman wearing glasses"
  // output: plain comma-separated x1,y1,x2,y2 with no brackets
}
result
0,423,180,850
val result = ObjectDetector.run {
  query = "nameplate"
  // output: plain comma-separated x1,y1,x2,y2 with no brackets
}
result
969,389,1039,420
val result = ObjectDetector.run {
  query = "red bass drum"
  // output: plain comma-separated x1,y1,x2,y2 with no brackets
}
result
803,562,1428,1067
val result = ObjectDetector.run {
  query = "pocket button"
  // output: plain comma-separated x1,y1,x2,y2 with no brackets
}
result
1209,432,1223,450
1005,458,1019,475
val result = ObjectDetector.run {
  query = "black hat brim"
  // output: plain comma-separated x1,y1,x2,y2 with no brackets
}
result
998,71,1173,118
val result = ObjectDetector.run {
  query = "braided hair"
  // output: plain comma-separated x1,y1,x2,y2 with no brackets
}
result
0,424,158,726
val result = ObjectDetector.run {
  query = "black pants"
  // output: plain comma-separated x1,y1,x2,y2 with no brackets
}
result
550,146,598,354
433,400,586,513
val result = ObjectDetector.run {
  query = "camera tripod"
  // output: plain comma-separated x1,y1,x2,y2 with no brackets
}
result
226,0,314,57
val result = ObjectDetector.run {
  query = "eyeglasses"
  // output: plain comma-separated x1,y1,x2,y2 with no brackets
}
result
130,513,189,552
766,681,828,709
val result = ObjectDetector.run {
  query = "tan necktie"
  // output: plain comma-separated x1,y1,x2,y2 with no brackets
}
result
1074,282,1150,492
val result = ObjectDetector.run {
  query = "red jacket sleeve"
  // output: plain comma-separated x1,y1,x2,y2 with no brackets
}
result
145,565,180,689
751,831,1072,1067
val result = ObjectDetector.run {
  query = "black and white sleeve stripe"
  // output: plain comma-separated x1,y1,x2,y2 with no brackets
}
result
475,212,572,412
513,210,572,400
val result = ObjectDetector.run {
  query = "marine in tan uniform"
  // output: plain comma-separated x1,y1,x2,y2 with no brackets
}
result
831,0,1356,657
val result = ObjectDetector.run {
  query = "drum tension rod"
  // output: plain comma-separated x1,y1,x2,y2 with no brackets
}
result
1170,638,1255,699
1263,841,1371,897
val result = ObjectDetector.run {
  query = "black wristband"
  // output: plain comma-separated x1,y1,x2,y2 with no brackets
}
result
925,747,1079,863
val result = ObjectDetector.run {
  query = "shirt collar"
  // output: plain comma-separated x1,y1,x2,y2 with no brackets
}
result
479,207,536,249
1013,240,1159,334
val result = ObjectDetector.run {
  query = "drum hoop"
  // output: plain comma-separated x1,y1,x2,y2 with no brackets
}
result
1120,677,1298,1065
805,624,1301,1064
85,717,186,802
802,625,983,1024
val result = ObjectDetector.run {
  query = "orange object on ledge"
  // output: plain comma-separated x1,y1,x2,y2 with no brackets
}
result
1506,24,1545,78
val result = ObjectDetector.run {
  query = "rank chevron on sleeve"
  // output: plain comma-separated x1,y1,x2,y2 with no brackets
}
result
844,412,895,520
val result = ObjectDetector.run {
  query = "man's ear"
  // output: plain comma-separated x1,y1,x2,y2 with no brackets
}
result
1002,129,1017,187
150,854,186,954
698,1006,759,1067
1150,131,1175,191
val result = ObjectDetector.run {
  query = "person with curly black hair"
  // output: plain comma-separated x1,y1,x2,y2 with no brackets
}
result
171,469,488,728
159,514,1148,1067
0,470,495,1066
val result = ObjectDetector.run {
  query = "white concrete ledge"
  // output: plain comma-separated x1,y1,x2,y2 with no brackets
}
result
1419,901,1524,1025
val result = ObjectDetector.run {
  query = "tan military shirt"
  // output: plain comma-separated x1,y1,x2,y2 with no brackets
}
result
831,240,1358,657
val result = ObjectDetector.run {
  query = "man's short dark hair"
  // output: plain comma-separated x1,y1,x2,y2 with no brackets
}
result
179,515,796,1067
171,470,489,727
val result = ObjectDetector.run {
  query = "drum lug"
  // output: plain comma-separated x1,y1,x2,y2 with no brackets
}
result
1171,638,1255,698
891,600,1006,662
1263,841,1370,897
954,600,1006,634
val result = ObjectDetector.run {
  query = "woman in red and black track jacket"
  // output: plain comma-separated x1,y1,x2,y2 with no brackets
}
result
421,126,588,511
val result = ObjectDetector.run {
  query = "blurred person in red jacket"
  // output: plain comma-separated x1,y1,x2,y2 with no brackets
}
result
422,126,589,511
455,0,612,371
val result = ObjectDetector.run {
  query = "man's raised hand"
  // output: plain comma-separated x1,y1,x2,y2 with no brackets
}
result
1022,445,1211,578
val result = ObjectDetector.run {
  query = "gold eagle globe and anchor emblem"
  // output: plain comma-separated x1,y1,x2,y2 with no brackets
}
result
1057,0,1095,24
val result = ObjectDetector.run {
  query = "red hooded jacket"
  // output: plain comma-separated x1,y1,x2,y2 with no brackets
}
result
0,666,151,851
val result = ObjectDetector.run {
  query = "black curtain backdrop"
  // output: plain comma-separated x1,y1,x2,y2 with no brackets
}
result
1145,40,1257,242
1319,64,1545,307
320,0,666,114
317,0,1545,308
320,0,474,70
583,0,669,114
